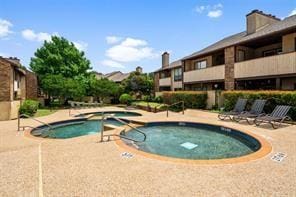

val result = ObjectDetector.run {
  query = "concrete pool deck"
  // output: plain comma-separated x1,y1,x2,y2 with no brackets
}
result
0,107,295,196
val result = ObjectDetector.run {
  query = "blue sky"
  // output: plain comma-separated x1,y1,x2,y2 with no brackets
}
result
0,0,295,73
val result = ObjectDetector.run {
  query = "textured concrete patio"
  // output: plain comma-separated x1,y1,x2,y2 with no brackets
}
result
0,107,295,196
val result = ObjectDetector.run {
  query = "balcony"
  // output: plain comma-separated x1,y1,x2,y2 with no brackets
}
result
159,77,171,86
183,65,225,83
234,52,296,79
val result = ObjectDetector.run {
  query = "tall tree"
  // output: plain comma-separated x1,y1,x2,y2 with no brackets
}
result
30,36,91,80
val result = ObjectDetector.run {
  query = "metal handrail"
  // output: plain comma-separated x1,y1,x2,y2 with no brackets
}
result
166,101,185,117
100,113,146,143
18,113,53,131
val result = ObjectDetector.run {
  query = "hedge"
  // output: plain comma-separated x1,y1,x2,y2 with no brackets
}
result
162,91,207,109
222,91,296,120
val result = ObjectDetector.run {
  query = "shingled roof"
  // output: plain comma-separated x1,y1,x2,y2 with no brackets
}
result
154,60,182,72
183,15,296,60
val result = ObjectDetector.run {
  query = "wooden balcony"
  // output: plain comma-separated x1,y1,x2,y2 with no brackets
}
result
234,52,296,79
159,77,171,86
183,65,225,83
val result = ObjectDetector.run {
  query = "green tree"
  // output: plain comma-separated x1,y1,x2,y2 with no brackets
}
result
30,36,91,80
122,71,154,98
30,36,92,103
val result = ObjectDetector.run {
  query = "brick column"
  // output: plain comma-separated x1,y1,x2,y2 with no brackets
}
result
154,72,160,93
25,71,38,99
224,46,235,90
0,59,12,101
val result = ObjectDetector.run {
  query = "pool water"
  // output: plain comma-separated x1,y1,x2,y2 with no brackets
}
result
33,119,126,139
125,123,260,160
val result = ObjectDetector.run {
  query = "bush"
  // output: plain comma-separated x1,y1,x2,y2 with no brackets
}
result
19,100,39,117
162,91,207,110
222,91,296,120
119,94,133,105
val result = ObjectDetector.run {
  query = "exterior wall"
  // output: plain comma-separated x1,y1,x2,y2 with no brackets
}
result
0,100,21,120
184,55,212,71
0,59,12,101
234,52,296,79
224,46,235,90
281,77,296,90
282,33,296,53
183,65,225,83
26,71,38,99
235,46,254,61
254,42,282,58
154,72,160,92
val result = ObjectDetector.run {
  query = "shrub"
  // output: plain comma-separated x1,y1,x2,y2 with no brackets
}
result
19,99,39,117
222,91,296,120
162,91,207,110
119,94,133,105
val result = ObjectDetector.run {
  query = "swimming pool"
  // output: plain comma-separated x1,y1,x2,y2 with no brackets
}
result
31,118,127,139
122,122,261,160
77,111,142,118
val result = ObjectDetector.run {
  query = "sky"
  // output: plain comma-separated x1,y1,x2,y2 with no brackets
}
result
0,0,295,74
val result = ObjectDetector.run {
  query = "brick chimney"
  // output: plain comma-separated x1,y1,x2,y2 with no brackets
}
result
162,52,169,68
246,10,280,34
136,66,143,73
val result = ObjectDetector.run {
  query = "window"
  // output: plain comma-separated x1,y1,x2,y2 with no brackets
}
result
263,48,282,57
237,50,245,62
174,68,182,81
194,60,207,70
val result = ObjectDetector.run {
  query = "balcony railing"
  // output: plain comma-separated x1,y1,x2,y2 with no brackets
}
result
234,52,296,79
183,65,225,83
159,77,171,86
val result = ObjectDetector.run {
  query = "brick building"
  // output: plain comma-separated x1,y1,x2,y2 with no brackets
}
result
0,57,38,120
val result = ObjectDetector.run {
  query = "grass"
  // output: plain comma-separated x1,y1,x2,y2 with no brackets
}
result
34,109,57,117
132,101,166,109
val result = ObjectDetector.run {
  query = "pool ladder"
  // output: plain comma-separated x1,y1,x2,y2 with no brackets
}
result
100,112,146,143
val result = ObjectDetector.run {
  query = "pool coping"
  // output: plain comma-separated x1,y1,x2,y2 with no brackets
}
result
114,121,272,165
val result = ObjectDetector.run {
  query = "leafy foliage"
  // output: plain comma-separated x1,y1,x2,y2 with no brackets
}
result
122,71,153,98
119,93,133,105
222,91,296,120
162,91,208,109
19,100,39,116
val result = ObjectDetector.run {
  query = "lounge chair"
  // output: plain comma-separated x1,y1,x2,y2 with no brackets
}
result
233,99,267,124
254,105,291,129
218,98,248,120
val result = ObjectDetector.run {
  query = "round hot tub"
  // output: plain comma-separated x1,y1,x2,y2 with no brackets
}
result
120,122,270,162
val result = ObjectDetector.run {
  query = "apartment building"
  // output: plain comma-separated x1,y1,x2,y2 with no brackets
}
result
154,10,296,92
0,57,38,120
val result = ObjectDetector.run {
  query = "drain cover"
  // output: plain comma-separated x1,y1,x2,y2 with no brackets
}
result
180,142,198,150
271,152,286,162
121,152,133,158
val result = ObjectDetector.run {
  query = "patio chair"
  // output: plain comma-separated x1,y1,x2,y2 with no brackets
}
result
254,105,291,129
233,99,267,124
218,98,248,120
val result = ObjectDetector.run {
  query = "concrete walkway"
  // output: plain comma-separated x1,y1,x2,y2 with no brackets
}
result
0,107,295,196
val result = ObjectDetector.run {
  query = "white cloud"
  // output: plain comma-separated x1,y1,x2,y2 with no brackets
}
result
106,36,122,44
101,60,124,68
73,41,88,51
195,3,223,18
208,10,223,18
288,8,296,17
105,37,158,63
21,29,55,42
0,19,13,38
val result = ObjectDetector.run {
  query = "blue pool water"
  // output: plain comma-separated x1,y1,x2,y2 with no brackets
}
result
124,122,260,160
32,119,126,139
